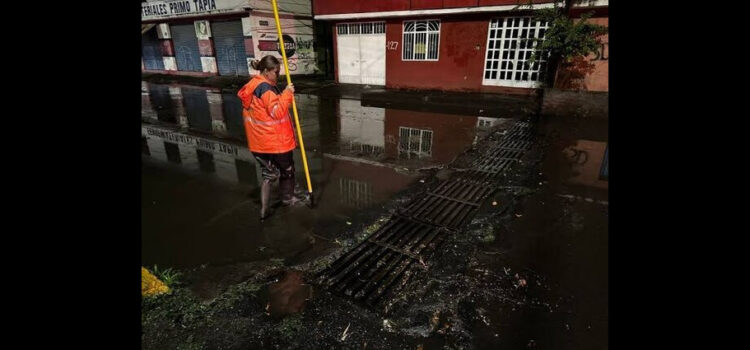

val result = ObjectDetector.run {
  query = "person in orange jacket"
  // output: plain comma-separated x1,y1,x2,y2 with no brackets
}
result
237,55,302,220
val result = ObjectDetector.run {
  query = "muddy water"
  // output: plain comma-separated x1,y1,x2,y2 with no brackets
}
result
141,81,497,269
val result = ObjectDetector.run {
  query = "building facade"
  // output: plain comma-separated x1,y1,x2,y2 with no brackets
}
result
313,0,608,94
141,0,320,76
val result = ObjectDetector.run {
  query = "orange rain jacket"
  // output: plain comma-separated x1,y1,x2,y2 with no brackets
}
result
237,74,296,154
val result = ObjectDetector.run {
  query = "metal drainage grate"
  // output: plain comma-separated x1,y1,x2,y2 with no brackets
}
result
496,138,533,151
320,119,534,309
505,131,534,142
399,180,494,228
450,169,500,187
319,216,447,307
475,157,519,174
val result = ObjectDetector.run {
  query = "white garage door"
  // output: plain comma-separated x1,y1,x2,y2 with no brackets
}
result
336,22,386,85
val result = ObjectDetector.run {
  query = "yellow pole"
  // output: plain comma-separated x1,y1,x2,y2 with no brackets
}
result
271,0,314,199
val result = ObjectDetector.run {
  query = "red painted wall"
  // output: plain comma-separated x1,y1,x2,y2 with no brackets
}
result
198,39,214,56
385,16,489,92
314,0,410,15
384,109,477,164
160,40,174,56
444,0,478,7
411,0,443,10
478,0,550,5
314,0,553,15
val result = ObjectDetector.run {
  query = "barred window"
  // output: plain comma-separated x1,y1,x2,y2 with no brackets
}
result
339,178,373,209
337,22,385,35
402,20,440,61
398,127,433,158
483,17,549,88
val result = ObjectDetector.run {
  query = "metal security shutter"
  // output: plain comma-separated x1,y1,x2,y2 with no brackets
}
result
171,24,202,72
181,87,212,132
142,28,164,70
212,20,249,76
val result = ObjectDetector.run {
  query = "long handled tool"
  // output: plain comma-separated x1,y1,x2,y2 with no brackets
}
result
271,0,314,207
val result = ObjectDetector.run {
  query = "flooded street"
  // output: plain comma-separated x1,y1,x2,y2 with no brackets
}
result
142,82,489,269
141,81,607,349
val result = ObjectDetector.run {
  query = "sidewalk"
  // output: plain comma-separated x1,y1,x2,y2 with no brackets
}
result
141,72,541,117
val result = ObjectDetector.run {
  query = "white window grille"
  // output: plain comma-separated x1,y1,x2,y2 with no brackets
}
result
339,178,373,209
483,17,549,88
398,127,433,158
349,141,384,155
402,20,440,61
337,22,385,36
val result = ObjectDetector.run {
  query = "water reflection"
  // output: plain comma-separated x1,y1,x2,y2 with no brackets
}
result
141,81,502,268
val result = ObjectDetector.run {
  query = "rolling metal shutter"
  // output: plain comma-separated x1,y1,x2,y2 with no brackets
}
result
142,27,165,70
171,24,202,72
212,20,249,76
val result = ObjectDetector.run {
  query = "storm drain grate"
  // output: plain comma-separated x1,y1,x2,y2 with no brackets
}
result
399,180,494,228
505,131,534,142
496,138,533,151
319,216,447,307
321,119,534,309
475,157,519,174
450,169,499,187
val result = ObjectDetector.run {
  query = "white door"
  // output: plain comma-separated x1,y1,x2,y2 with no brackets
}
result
360,34,385,85
337,35,361,84
336,22,385,85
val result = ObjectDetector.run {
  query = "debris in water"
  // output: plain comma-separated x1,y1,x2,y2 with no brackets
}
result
519,279,527,287
430,310,441,331
340,323,351,341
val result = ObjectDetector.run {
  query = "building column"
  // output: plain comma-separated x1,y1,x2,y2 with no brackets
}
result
177,143,199,171
141,81,158,121
207,89,227,136
241,17,256,75
157,24,177,71
214,153,239,184
146,137,168,162
195,20,218,75
168,86,189,128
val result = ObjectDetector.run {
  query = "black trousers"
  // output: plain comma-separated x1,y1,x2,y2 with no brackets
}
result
252,150,295,183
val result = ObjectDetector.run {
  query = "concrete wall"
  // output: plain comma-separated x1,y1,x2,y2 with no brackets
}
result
541,89,608,119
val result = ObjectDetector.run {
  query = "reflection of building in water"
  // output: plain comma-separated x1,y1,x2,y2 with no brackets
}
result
385,109,477,164
476,117,501,130
142,82,325,190
398,126,432,159
142,124,258,186
322,154,414,210
338,178,374,209
338,99,385,156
